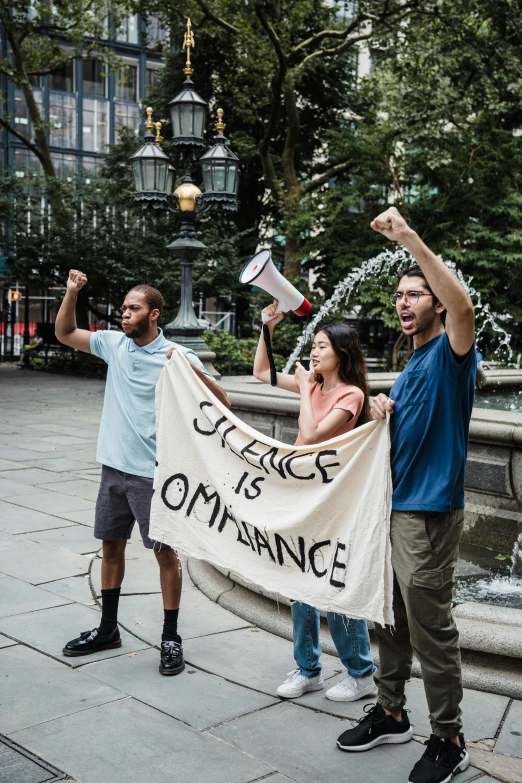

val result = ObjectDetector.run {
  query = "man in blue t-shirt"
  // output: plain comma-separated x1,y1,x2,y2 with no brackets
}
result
336,208,475,783
55,270,230,676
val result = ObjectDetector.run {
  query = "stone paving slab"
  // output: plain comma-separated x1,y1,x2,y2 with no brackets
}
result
0,458,26,470
19,525,100,555
0,736,66,783
0,536,88,583
495,700,522,758
0,574,71,618
0,478,49,498
0,634,17,648
54,508,96,527
85,647,278,730
0,603,149,666
117,592,249,644
9,697,274,783
19,458,98,473
39,575,95,606
0,501,74,535
304,673,510,743
185,626,341,697
0,644,125,734
208,701,481,783
37,480,100,502
6,490,95,516
0,468,78,485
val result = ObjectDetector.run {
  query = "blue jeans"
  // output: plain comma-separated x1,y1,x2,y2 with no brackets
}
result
292,601,376,679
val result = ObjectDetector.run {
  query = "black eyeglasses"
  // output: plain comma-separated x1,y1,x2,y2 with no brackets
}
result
389,291,433,307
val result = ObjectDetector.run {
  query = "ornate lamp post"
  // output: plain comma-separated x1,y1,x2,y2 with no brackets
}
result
129,19,239,377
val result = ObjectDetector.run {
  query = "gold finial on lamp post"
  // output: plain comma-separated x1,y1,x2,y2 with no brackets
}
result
154,121,164,146
215,108,226,134
183,18,195,78
145,106,155,134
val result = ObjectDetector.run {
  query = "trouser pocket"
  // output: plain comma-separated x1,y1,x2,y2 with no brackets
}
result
412,567,454,628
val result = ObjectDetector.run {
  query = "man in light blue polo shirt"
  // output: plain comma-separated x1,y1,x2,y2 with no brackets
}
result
55,269,230,676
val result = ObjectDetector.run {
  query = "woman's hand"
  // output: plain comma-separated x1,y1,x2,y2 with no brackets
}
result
166,346,176,361
262,300,284,327
294,361,315,391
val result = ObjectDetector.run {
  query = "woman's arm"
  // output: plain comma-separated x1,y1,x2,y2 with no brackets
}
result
253,300,299,394
295,363,352,445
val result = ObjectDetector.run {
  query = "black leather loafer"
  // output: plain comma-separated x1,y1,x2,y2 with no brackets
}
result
159,638,185,676
62,627,121,657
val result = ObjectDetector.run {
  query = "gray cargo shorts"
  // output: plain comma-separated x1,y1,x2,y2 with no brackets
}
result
94,465,169,550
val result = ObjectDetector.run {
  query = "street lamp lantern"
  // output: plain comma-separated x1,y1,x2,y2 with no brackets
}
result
129,18,240,377
129,109,174,207
168,19,207,147
198,109,239,211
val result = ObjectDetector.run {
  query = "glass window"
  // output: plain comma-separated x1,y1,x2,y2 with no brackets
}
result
115,101,140,138
146,16,168,48
146,66,162,91
51,152,77,181
49,92,77,148
116,14,139,44
83,59,106,98
81,156,101,182
14,148,42,178
82,98,109,152
115,64,138,102
14,88,43,140
49,61,74,92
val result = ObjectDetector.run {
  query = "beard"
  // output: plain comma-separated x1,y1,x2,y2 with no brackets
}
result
401,307,439,336
123,314,150,339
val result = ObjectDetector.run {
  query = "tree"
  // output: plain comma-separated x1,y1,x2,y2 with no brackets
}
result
147,0,425,276
301,0,522,356
0,0,136,215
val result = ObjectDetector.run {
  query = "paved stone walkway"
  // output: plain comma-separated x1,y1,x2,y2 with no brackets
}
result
0,365,521,783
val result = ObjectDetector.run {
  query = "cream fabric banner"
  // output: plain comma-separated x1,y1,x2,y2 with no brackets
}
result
150,352,394,626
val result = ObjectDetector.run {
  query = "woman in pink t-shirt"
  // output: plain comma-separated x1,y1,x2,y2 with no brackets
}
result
253,301,377,702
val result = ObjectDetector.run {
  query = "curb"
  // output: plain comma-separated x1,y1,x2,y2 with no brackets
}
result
188,557,522,700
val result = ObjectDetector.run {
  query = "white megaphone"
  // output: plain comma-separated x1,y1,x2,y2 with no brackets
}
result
240,249,311,323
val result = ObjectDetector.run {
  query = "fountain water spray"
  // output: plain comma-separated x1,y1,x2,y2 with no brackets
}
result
283,247,516,373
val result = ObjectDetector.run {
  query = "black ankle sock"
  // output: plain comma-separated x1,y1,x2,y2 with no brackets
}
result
162,608,179,642
99,587,121,636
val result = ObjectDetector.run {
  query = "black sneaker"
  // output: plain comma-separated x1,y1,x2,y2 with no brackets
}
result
337,703,413,752
159,637,185,676
408,734,469,783
62,626,121,657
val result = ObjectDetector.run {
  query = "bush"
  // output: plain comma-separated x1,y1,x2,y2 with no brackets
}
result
202,329,286,376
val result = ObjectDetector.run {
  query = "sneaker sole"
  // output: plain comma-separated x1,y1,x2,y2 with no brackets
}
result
337,727,414,752
277,683,324,699
159,661,186,676
62,640,122,657
326,685,378,702
408,750,470,783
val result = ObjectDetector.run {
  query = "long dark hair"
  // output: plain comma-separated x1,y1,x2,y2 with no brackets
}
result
313,323,371,426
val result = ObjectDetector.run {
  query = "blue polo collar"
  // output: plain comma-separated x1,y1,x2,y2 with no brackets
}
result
127,328,167,354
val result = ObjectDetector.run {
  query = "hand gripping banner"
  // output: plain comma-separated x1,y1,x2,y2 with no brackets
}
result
150,352,394,626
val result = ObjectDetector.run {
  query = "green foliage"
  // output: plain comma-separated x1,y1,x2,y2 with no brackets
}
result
202,329,285,376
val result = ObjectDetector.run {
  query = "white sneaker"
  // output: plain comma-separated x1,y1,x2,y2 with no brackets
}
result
326,673,378,702
276,669,324,699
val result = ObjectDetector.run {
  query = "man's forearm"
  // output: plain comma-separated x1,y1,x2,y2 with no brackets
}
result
192,364,231,409
55,290,78,339
400,229,473,315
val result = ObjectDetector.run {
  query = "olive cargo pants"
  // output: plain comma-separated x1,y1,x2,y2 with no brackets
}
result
374,509,464,737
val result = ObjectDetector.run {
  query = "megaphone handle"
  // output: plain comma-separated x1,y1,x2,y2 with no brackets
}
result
263,323,278,387
299,315,310,365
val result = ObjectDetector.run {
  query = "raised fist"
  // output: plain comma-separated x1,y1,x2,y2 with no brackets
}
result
370,207,411,243
67,269,88,292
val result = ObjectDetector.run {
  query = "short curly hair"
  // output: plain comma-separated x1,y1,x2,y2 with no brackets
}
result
127,285,163,314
